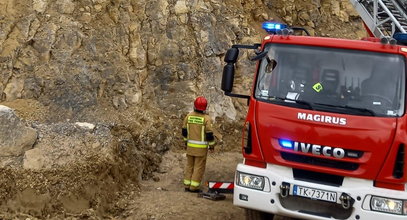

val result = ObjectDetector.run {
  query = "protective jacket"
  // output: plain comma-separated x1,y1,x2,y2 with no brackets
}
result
182,111,215,156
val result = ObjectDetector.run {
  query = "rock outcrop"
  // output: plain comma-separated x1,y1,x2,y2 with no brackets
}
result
0,105,36,158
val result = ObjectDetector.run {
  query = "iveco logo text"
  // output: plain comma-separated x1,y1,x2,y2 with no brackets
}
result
293,142,345,159
297,112,346,125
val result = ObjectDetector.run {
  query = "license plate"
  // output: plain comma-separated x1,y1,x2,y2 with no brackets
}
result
292,185,337,203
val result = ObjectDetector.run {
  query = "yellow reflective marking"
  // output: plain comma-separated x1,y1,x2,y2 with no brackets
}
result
312,82,323,92
201,126,205,142
188,116,204,125
187,143,208,148
186,124,189,139
191,180,200,187
184,179,191,185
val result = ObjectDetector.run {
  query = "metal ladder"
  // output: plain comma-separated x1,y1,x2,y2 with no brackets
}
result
349,0,407,38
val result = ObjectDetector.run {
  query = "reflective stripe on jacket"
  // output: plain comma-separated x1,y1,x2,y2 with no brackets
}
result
187,140,208,148
182,111,214,156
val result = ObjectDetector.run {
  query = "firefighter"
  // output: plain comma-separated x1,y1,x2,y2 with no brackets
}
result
182,96,216,193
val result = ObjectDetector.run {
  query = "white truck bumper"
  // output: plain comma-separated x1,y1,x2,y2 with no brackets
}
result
233,163,407,220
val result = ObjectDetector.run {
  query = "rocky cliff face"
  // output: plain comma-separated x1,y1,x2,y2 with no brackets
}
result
0,0,365,218
0,0,364,122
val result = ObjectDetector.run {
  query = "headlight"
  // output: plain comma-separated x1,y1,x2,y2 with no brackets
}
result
237,172,265,190
370,196,403,215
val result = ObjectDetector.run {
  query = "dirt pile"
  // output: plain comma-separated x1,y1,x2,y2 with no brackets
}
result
0,108,166,218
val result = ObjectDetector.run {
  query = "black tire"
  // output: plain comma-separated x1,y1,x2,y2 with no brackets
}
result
245,208,275,220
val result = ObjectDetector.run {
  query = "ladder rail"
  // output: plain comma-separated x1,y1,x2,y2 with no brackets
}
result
374,0,378,25
349,0,407,38
350,0,386,37
392,0,407,21
378,0,406,33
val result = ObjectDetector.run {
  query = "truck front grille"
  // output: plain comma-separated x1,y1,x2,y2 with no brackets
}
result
293,168,344,186
281,152,359,171
280,195,353,219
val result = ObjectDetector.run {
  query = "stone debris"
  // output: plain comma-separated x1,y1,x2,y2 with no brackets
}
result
74,122,96,130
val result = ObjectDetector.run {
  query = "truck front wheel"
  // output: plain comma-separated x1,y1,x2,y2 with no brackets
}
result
245,208,275,220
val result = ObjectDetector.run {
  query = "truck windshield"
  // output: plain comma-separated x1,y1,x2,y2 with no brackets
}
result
255,44,406,117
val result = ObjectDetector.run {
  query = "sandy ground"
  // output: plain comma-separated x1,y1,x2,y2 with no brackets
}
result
120,151,245,220
120,150,294,220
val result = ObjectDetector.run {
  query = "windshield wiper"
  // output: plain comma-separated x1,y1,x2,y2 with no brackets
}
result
343,105,375,116
314,103,375,116
270,96,314,110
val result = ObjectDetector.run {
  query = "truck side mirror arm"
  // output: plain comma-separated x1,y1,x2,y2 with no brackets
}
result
221,44,261,104
250,50,268,61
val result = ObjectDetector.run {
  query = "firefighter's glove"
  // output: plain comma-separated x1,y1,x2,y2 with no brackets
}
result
209,146,215,153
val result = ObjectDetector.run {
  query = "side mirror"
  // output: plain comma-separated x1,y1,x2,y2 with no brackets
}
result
224,48,239,63
221,63,234,93
221,48,239,93
221,45,254,101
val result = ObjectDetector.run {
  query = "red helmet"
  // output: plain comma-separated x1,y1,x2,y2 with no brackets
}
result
194,96,208,111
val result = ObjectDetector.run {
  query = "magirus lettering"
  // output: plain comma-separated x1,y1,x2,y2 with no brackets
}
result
293,142,345,158
297,112,347,125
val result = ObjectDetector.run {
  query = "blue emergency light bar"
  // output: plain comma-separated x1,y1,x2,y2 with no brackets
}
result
393,33,407,45
262,22,288,34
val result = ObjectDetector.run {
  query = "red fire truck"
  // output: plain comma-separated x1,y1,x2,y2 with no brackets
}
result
221,0,407,219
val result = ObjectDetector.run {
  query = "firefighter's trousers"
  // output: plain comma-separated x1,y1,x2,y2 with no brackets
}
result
184,154,207,191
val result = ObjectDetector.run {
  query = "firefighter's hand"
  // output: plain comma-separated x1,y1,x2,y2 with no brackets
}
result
209,146,215,153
